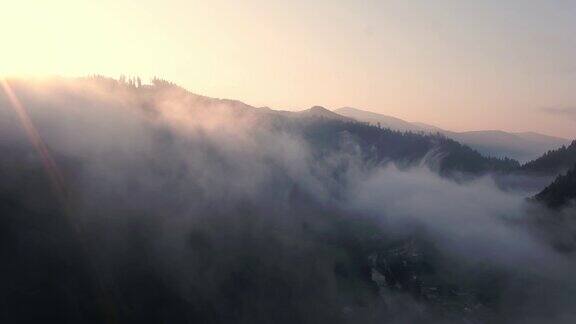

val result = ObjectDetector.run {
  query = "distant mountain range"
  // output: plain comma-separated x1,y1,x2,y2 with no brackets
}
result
334,107,571,162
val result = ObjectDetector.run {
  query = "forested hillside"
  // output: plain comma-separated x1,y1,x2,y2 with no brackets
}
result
1,77,574,323
535,163,576,208
521,141,576,175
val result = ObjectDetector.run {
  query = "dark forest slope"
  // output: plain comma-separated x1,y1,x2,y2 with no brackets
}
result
535,163,576,209
521,141,576,176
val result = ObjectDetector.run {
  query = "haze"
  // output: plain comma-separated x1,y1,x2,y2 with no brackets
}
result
1,0,575,137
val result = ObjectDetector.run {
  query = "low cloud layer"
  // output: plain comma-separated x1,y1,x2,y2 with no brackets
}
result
1,78,575,323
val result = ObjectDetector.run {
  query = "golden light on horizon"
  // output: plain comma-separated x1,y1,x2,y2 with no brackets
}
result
1,0,576,138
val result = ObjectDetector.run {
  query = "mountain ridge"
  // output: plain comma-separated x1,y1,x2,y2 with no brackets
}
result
335,107,571,162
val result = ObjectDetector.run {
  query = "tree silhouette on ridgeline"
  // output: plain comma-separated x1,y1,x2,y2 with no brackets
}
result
78,76,521,176
535,163,576,209
521,140,576,176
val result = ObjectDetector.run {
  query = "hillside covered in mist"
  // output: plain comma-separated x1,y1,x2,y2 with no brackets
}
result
1,77,576,323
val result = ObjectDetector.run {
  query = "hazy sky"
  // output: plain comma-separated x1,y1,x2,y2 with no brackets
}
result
1,0,575,137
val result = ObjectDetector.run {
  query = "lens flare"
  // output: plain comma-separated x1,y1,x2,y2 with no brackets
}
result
1,79,120,322
1,79,66,200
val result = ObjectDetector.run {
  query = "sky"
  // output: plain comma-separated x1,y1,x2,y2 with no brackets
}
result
1,0,575,138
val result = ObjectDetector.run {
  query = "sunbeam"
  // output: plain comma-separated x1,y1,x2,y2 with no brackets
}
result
1,79,66,200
